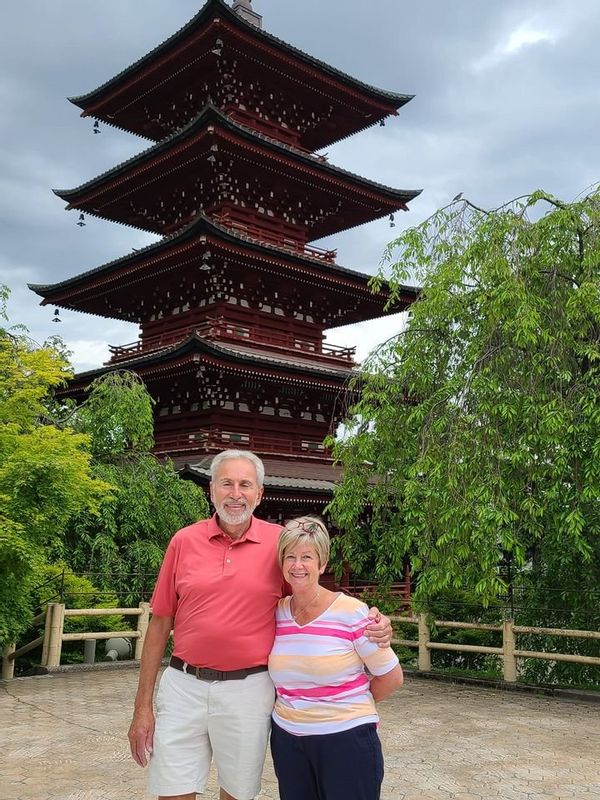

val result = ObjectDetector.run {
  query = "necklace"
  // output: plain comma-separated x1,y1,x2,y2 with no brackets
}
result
291,589,320,621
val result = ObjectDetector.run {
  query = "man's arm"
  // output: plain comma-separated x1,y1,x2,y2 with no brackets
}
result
127,614,173,767
365,606,393,648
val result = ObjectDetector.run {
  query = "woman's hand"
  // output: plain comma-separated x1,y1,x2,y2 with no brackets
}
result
365,607,393,647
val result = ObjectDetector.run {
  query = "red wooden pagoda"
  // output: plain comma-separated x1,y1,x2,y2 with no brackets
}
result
30,0,420,522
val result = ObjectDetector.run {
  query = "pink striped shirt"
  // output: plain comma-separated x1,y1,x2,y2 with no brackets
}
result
268,593,399,736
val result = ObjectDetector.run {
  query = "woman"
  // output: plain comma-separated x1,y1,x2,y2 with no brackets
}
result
268,516,403,800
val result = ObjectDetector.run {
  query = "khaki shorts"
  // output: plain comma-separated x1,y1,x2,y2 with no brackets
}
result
148,666,275,799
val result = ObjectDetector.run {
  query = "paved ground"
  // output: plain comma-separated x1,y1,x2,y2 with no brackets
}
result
1,667,599,800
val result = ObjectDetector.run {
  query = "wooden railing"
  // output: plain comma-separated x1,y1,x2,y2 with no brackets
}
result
108,317,355,366
212,212,337,263
2,603,150,680
4,604,599,684
390,615,600,683
153,428,329,458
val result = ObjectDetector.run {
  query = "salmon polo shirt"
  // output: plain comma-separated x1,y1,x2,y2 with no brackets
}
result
151,514,284,671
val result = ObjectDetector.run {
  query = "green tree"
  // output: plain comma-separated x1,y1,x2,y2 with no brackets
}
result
0,288,111,647
328,189,600,620
64,371,210,604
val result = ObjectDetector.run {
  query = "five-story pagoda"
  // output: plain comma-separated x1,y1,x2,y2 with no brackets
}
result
30,0,420,521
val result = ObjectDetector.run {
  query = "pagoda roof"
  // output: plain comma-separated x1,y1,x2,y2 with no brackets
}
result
180,456,342,494
29,212,418,325
54,105,419,240
68,334,356,387
68,0,412,149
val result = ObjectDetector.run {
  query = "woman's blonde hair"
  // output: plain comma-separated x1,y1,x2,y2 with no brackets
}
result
277,516,330,569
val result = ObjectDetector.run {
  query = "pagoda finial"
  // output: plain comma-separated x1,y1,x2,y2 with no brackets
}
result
232,0,262,29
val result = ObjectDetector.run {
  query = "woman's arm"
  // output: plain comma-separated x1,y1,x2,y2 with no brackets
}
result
370,664,404,702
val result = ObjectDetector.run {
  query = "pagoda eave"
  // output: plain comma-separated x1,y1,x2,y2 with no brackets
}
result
29,213,417,327
179,459,343,495
53,106,420,241
65,335,356,389
68,0,412,150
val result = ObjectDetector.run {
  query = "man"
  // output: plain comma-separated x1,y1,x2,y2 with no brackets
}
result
128,449,391,800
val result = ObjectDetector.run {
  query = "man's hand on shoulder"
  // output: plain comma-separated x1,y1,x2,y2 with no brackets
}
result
365,606,393,648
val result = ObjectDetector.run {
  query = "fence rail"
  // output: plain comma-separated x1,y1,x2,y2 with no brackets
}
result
389,615,600,682
3,605,599,682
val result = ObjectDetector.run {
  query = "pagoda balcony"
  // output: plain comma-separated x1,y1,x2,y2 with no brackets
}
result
212,213,337,264
107,316,356,366
153,427,331,460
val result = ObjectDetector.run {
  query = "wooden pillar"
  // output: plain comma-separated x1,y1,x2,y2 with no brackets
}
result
2,644,16,680
503,619,517,683
45,603,65,668
135,602,151,660
418,613,431,672
40,603,54,666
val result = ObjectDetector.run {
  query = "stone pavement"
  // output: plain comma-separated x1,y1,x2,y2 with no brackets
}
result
1,667,599,800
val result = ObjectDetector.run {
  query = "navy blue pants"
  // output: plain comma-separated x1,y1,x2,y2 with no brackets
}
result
270,720,384,800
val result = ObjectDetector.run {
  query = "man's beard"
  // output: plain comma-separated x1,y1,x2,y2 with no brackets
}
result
214,499,256,526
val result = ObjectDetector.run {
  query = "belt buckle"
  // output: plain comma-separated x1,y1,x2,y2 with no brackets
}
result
196,667,225,681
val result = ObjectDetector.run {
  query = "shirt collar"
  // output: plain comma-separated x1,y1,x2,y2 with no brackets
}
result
207,512,262,543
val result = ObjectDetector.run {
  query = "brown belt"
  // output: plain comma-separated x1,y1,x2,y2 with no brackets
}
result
169,655,268,681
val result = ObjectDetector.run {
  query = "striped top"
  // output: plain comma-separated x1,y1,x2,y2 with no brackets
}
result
268,593,399,736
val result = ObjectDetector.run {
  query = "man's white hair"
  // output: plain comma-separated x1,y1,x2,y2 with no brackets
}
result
209,449,265,487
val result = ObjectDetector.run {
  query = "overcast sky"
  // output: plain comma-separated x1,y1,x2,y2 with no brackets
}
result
1,0,599,370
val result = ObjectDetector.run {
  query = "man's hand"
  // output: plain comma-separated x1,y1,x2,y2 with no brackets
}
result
128,706,155,767
365,606,393,648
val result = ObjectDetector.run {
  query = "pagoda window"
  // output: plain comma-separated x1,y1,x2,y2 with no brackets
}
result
159,407,169,416
172,405,181,415
261,405,275,416
278,408,292,418
202,401,211,410
315,413,326,423
238,403,250,413
223,401,235,410
274,307,284,316
190,403,199,412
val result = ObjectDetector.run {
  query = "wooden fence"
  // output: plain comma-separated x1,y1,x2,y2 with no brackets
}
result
391,615,600,682
2,604,599,682
1,603,150,680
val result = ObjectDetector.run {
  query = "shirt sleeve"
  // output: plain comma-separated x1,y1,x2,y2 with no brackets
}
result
352,603,400,677
150,535,180,616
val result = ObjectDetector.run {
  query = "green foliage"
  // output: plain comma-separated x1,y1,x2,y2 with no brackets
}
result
328,189,600,640
64,454,209,604
0,289,209,655
0,516,38,647
75,371,155,460
0,290,113,648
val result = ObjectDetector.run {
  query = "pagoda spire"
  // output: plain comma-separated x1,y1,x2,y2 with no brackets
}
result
232,0,262,29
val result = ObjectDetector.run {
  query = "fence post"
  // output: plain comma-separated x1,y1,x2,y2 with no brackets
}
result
2,644,16,680
503,619,517,682
45,603,66,668
135,602,151,660
40,603,54,666
418,613,431,671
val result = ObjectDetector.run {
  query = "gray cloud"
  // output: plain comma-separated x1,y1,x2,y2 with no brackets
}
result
1,0,599,367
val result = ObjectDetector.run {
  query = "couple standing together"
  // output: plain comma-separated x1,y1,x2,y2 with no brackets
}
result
128,449,403,800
